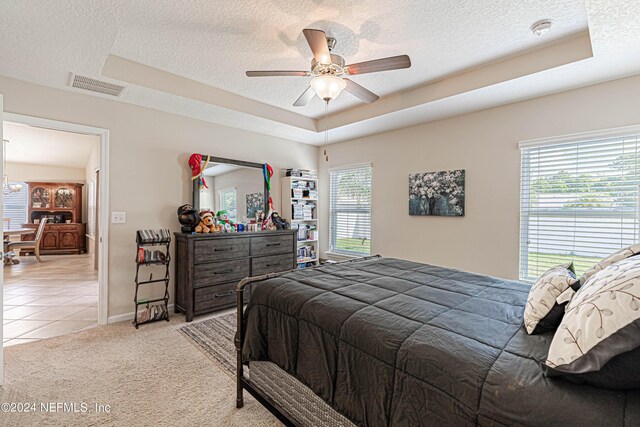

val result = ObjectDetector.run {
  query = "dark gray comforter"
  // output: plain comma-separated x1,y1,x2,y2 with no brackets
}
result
242,257,640,426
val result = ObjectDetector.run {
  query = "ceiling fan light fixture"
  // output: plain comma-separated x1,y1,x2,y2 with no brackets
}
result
310,75,346,102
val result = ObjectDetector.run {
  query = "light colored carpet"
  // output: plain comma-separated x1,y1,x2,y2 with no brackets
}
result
0,314,280,427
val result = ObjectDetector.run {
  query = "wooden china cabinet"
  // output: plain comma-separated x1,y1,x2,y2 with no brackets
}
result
21,182,86,255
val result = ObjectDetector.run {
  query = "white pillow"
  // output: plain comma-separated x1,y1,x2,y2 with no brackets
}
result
544,256,640,376
579,243,640,284
523,263,578,335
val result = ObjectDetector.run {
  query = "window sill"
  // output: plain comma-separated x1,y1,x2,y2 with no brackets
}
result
325,251,370,261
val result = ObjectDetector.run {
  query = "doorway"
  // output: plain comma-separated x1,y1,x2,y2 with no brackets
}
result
2,113,109,348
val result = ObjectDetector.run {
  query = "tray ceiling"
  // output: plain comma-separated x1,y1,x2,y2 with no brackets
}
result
0,1,639,145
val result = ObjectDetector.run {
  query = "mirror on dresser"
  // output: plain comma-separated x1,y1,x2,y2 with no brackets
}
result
179,155,295,321
192,156,269,222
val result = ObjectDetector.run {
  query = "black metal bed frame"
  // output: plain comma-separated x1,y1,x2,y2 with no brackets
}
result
234,255,382,426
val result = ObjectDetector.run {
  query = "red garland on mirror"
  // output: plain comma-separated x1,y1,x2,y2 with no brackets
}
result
189,154,210,189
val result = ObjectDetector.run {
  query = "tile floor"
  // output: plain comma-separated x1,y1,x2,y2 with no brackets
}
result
3,253,98,347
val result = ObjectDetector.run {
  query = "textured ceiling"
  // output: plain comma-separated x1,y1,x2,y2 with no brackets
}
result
2,122,98,168
0,1,639,145
110,0,587,117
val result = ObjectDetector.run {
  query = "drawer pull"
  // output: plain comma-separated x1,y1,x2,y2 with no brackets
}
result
213,270,232,275
266,243,281,247
214,247,234,252
215,291,234,298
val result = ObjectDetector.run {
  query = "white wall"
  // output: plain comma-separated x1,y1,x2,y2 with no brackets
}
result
0,74,318,320
6,161,86,183
207,167,264,220
319,74,640,280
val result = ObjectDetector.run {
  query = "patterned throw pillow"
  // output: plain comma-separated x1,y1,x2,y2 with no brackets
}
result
523,263,579,335
579,243,640,284
543,256,640,388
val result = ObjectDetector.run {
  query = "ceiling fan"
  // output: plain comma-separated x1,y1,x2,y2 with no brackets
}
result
246,28,411,106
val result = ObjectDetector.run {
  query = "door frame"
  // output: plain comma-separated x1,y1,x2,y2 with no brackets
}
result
1,94,4,385
3,112,110,325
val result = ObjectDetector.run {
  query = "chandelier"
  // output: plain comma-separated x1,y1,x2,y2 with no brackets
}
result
3,139,23,195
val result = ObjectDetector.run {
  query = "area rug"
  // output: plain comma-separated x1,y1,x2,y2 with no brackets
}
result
181,313,358,427
178,312,237,377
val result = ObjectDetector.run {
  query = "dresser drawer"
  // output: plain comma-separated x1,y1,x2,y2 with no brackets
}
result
57,224,80,231
194,238,250,262
251,253,294,276
194,282,250,313
251,234,293,256
193,258,250,288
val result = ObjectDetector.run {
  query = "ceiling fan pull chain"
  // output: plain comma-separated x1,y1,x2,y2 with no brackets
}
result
325,100,329,146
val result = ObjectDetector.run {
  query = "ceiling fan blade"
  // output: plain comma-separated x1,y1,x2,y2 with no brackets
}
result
246,71,309,77
293,86,316,107
344,78,379,103
303,29,332,65
345,55,411,75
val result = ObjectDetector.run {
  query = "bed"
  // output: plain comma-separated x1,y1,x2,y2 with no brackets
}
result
234,256,640,426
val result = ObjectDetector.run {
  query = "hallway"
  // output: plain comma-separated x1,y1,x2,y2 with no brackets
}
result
3,254,98,346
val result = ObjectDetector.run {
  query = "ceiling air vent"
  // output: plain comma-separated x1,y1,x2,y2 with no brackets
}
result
69,73,125,97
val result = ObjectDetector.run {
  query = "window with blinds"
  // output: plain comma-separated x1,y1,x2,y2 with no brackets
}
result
3,183,28,230
329,165,372,256
219,188,237,222
519,132,640,281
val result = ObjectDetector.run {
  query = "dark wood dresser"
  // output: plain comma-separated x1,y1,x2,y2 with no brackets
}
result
21,182,86,255
174,230,296,321
21,223,86,254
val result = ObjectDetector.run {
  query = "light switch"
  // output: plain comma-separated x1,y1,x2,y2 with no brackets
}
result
111,212,126,224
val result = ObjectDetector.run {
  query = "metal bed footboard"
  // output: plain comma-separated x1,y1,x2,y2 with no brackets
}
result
234,255,382,423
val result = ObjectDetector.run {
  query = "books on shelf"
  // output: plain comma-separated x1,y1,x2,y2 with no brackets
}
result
293,223,317,241
292,201,315,220
291,179,317,199
297,245,316,261
137,229,171,244
137,304,168,323
134,228,171,328
286,169,317,180
282,169,320,260
137,249,167,264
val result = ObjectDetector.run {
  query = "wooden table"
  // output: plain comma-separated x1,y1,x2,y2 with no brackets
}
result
3,228,35,265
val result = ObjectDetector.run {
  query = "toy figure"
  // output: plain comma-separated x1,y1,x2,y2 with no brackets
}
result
177,204,199,233
216,210,235,231
270,211,289,230
195,210,216,233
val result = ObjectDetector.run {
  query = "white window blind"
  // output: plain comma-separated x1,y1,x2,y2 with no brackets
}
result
329,165,372,256
219,188,237,222
520,132,640,281
3,183,28,230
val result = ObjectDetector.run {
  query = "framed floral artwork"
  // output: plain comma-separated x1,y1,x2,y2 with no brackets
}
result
409,170,465,216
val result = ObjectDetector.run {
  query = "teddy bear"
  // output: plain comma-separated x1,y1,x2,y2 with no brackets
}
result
195,210,216,233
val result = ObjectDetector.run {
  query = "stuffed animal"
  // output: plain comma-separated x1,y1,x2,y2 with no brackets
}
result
195,210,216,233
216,210,234,228
270,211,289,230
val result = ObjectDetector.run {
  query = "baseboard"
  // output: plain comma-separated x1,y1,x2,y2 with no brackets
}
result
107,304,175,324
